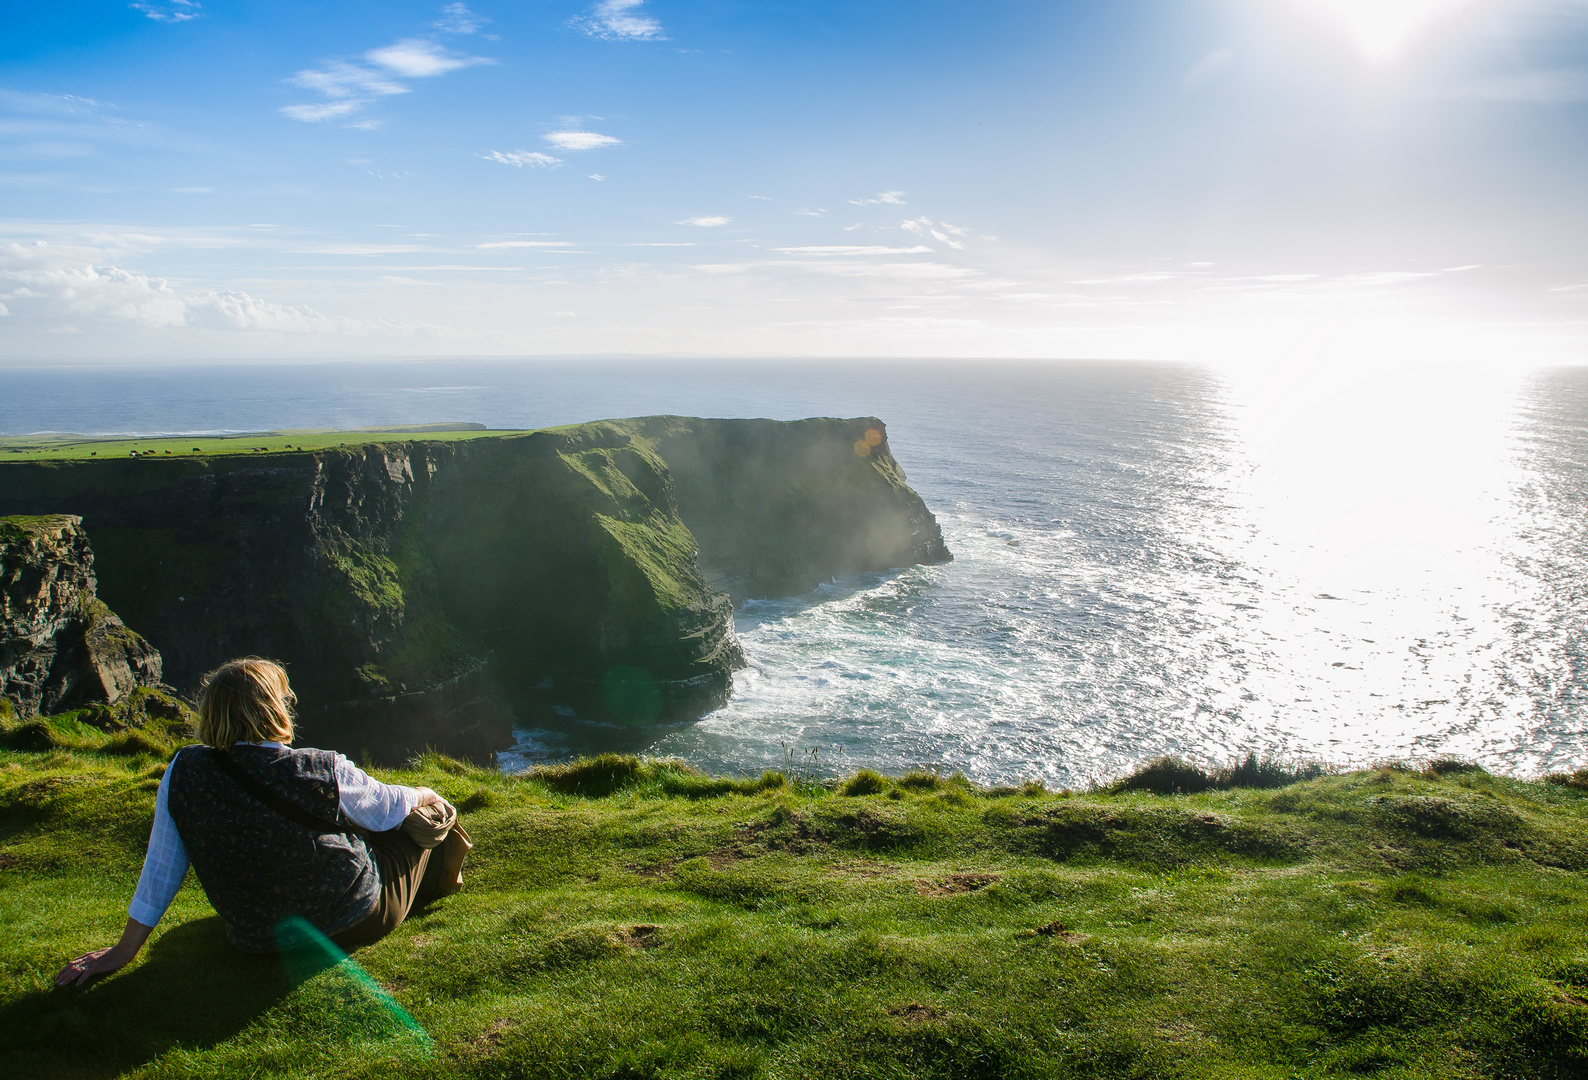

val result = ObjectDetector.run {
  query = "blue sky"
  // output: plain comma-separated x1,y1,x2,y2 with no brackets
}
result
2,0,1586,362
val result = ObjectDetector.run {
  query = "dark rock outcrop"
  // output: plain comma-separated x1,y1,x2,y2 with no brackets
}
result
0,515,163,718
0,416,950,761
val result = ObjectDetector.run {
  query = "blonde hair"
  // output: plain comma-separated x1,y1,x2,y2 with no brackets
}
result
197,658,296,746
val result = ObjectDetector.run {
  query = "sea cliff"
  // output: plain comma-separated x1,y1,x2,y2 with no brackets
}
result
0,417,949,760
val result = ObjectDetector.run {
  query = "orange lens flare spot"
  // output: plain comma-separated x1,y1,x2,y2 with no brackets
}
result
864,428,883,446
854,440,872,457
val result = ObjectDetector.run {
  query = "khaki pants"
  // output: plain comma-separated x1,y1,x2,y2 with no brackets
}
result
331,827,455,951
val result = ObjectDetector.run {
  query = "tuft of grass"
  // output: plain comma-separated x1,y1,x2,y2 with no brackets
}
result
1114,751,1328,795
1547,768,1588,791
840,769,887,796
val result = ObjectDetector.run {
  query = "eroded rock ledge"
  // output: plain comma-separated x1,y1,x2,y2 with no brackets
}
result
0,515,162,717
0,416,950,760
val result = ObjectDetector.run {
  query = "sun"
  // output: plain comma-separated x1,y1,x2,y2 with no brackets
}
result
1287,0,1482,62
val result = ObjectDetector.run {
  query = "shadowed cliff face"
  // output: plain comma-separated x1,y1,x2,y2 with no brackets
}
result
0,417,949,761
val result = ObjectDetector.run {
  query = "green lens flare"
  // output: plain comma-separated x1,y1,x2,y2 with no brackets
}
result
274,915,432,1050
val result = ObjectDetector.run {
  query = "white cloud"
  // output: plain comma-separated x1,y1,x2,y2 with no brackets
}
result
692,264,751,274
477,241,576,248
796,209,826,217
773,245,933,255
282,100,368,123
849,190,907,206
130,0,201,23
901,218,966,249
368,39,490,78
588,173,606,181
543,131,620,151
677,216,731,227
573,0,666,41
0,246,431,336
283,37,491,124
480,150,562,168
289,62,407,100
434,3,487,34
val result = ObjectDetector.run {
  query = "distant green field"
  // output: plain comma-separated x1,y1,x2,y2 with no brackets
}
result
0,424,531,462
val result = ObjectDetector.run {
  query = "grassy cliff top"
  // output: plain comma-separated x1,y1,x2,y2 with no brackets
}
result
0,424,527,462
3,710,1587,1079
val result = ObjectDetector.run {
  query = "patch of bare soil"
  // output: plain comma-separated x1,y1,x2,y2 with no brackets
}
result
888,1003,942,1023
1025,920,1087,944
916,872,999,897
613,924,662,950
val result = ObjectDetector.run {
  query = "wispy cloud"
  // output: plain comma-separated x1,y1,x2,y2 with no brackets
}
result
283,35,493,124
543,131,620,151
367,39,491,78
901,218,966,249
433,2,487,34
773,245,932,255
0,240,429,335
477,240,577,248
849,190,907,206
677,216,731,227
480,150,562,168
130,0,201,23
572,0,666,41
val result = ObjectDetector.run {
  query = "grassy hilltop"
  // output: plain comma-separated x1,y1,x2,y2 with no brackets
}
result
3,710,1588,1079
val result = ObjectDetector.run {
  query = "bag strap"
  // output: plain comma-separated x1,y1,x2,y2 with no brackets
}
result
210,747,345,835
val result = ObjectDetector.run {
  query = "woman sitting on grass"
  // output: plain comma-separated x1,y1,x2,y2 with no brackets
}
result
57,657,468,986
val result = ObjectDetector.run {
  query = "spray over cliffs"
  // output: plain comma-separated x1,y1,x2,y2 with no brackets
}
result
0,417,949,761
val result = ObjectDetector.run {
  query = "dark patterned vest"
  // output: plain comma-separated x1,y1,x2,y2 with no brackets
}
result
166,743,381,953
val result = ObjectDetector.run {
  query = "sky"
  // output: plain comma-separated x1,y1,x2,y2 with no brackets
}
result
2,0,1586,364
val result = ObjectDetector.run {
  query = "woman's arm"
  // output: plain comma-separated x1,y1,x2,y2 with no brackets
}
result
333,755,453,832
55,756,187,987
55,918,153,987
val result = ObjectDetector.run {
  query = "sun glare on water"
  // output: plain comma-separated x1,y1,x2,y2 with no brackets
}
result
1286,0,1486,61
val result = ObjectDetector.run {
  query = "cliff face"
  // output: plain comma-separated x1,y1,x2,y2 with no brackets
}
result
0,515,162,717
640,416,951,599
0,417,948,760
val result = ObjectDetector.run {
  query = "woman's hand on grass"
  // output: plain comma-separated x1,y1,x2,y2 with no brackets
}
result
55,918,153,988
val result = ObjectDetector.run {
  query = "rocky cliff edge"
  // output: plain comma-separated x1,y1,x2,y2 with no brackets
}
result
0,416,949,761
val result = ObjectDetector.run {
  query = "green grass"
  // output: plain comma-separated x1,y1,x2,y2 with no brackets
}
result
0,425,528,462
4,731,1588,1079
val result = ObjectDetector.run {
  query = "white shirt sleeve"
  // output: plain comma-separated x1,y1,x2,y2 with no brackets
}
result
333,754,420,833
127,758,190,928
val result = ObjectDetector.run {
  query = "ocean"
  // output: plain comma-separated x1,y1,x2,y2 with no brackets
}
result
3,358,1585,786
